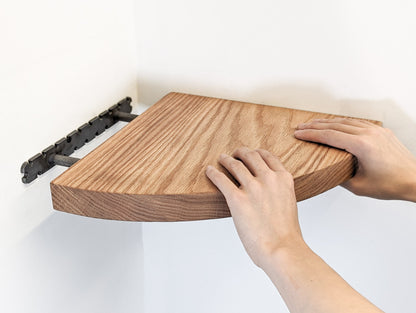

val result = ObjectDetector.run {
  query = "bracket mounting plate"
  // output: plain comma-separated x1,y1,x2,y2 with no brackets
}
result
21,97,133,184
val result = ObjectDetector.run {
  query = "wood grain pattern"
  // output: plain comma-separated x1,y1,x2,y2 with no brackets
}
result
51,92,380,221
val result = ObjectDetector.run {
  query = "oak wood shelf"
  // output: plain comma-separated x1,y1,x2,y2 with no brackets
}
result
51,92,380,221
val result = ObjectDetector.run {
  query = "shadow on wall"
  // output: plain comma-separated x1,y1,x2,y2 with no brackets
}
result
0,212,144,313
137,79,416,154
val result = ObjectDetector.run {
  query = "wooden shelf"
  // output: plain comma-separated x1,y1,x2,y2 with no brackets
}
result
51,92,379,221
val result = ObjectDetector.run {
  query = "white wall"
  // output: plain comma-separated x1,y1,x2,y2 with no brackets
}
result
2,1,416,313
0,1,144,312
136,1,416,313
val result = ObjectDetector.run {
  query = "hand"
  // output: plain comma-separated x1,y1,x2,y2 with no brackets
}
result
294,118,416,201
205,147,305,268
206,147,384,313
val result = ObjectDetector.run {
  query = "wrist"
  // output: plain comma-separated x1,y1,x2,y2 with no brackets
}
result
258,236,310,273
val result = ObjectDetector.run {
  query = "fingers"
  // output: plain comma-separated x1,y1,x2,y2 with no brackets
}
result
232,147,269,176
208,148,284,190
255,149,286,172
296,119,363,135
302,118,376,128
294,118,373,154
294,128,357,153
218,153,253,186
205,165,239,199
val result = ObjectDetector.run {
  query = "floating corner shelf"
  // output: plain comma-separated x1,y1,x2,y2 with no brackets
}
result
23,92,381,222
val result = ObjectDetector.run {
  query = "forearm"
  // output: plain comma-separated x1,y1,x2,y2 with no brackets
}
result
261,241,384,313
206,147,387,313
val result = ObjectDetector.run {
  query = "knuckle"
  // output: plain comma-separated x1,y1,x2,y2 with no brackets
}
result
319,129,333,140
275,169,294,184
246,150,259,158
229,159,242,171
353,136,374,155
229,190,243,202
309,120,322,128
364,127,378,136
263,172,282,187
246,178,258,188
262,171,275,184
246,179,261,192
257,148,273,159
354,136,368,147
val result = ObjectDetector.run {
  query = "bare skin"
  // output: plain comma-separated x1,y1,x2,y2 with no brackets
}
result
295,118,416,201
206,119,416,313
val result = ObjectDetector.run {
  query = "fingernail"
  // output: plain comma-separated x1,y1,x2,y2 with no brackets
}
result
220,153,228,159
296,123,307,129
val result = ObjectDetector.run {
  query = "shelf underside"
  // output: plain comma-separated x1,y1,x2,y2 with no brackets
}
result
51,92,379,221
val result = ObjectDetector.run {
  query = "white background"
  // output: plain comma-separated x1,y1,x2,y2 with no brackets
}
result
1,0,416,312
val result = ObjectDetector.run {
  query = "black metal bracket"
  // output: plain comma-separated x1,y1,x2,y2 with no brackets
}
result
21,97,138,184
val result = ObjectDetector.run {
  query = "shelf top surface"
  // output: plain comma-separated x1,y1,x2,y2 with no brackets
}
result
52,92,358,196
